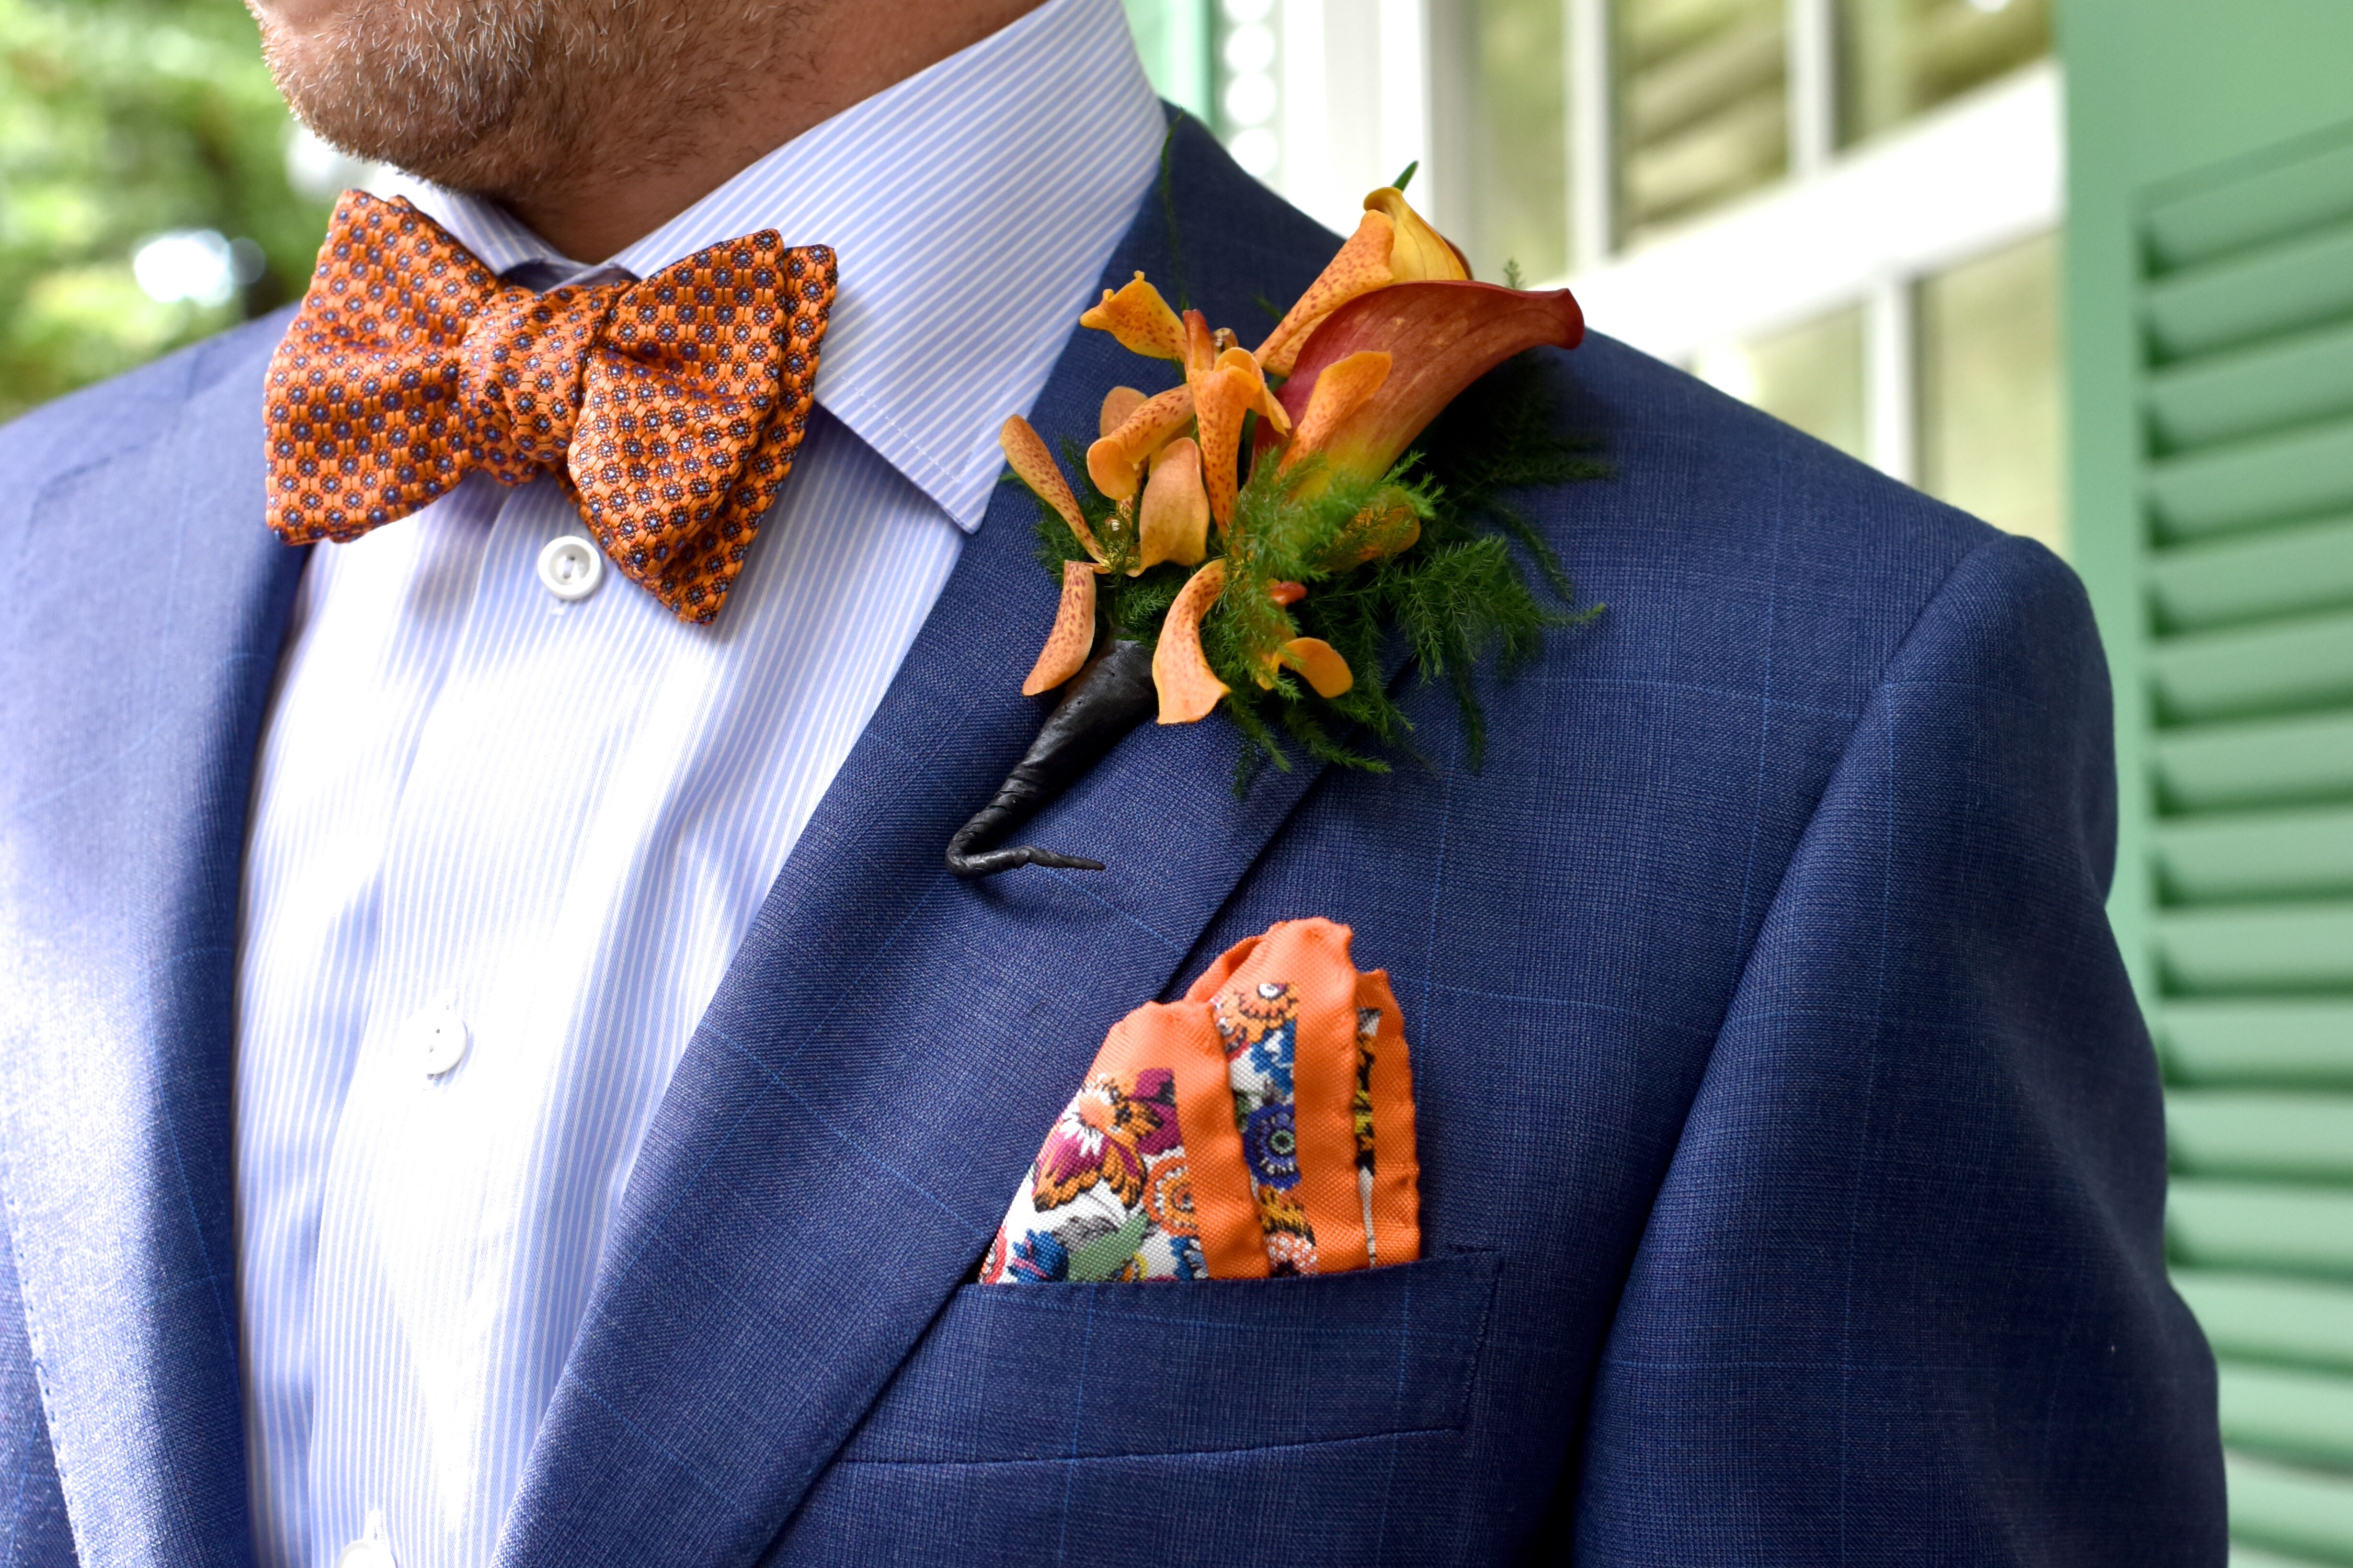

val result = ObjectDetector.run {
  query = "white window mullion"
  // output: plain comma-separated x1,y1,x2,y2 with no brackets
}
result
1567,0,1614,270
1786,0,1838,177
1864,272,1917,485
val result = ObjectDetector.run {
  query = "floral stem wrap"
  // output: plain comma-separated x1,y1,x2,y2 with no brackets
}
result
982,919,1420,1283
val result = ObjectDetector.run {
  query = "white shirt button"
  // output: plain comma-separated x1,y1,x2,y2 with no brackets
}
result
537,534,605,601
401,1006,470,1078
335,1540,397,1568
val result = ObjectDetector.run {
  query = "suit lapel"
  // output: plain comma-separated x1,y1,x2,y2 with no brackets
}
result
0,326,300,1568
497,122,1347,1568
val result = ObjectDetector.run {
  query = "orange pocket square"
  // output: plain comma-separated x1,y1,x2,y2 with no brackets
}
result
981,918,1420,1283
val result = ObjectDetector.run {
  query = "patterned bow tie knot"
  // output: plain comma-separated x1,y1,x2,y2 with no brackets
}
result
265,191,838,623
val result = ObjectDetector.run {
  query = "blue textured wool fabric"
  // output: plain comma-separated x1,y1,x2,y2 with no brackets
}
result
0,117,2222,1565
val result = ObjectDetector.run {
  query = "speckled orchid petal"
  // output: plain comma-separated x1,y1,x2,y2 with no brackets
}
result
1254,210,1397,377
1135,437,1211,573
1154,558,1230,724
1191,364,1255,529
1364,187,1471,282
1085,384,1195,502
1214,345,1291,437
1001,414,1108,567
1079,273,1187,362
1181,309,1220,381
1099,385,1147,438
1275,281,1584,484
1282,349,1392,474
1318,490,1424,571
1283,636,1354,698
1023,560,1099,696
1268,579,1306,606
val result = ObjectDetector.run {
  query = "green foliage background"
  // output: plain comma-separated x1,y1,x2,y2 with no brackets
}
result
0,0,331,421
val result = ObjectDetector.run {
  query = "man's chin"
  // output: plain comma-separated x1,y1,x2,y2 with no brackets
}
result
259,37,537,193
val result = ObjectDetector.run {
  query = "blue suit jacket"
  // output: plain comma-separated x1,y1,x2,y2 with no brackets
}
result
0,120,2224,1566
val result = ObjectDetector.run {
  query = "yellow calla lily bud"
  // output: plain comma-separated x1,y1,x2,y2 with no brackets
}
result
1364,187,1470,283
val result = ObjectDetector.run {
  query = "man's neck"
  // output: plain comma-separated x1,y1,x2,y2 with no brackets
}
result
488,0,1043,261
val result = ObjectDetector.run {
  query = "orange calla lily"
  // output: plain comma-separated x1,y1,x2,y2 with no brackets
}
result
1275,281,1584,484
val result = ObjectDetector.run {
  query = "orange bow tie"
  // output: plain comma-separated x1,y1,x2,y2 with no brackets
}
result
264,191,837,624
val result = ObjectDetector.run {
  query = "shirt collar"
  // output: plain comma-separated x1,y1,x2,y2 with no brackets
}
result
388,0,1165,532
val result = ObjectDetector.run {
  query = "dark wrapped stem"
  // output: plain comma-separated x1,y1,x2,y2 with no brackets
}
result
946,639,1157,877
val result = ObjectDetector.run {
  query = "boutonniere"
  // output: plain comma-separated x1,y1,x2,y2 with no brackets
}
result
950,173,1600,877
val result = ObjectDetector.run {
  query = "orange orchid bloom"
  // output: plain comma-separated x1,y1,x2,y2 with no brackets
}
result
1154,559,1230,723
1079,275,1289,526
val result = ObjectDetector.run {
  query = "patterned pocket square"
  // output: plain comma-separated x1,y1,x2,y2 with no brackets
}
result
982,918,1420,1284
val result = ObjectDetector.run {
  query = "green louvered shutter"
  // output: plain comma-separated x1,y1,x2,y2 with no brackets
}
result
2068,3,2353,1561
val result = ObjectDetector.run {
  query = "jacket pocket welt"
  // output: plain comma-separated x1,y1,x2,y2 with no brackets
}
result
837,1249,1498,1466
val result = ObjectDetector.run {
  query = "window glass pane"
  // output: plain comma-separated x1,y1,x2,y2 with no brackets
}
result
1613,0,1787,246
1836,0,2050,147
1919,231,2065,555
1460,0,1570,284
1692,305,1868,462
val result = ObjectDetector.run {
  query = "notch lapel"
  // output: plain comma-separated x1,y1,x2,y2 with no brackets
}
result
0,324,300,1568
497,122,1348,1568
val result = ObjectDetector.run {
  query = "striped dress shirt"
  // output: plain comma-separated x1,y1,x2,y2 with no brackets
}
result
230,4,1165,1564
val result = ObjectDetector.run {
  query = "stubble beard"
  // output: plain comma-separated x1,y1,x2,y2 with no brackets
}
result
252,0,769,204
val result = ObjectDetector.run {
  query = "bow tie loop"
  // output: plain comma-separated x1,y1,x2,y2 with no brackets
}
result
266,191,837,624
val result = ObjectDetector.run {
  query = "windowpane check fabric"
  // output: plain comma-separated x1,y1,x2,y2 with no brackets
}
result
266,193,837,623
228,1,1165,1565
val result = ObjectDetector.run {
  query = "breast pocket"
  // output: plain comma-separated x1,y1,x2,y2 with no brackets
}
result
777,1252,1507,1566
836,1249,1500,1467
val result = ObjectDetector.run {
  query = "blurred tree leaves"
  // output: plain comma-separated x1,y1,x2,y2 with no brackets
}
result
0,0,331,420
